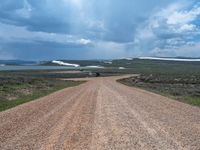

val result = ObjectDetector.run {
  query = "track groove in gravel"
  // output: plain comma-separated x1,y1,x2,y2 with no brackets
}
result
0,76,200,150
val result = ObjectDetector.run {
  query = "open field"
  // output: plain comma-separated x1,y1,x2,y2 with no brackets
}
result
0,76,199,150
0,68,121,112
0,77,84,111
0,69,123,78
118,74,200,106
1,59,200,107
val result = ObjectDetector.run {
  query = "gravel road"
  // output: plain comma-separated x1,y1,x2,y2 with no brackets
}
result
0,76,200,150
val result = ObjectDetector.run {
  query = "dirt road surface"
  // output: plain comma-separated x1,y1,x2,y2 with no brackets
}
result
0,76,200,150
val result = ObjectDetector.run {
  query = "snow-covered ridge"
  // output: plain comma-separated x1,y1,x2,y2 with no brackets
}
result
103,61,112,64
52,60,80,67
123,57,133,60
86,66,104,68
139,57,200,62
119,67,125,69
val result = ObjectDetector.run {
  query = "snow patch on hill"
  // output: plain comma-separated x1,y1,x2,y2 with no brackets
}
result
124,57,133,60
139,57,200,62
119,67,126,69
86,66,104,68
52,60,80,67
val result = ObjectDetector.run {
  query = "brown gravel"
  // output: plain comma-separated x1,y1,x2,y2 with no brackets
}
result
0,76,200,150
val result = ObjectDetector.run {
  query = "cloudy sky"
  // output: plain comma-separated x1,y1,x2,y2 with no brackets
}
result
0,0,200,60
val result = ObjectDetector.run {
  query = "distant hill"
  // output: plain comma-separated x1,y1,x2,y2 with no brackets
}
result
0,60,38,65
138,57,200,61
2,57,200,67
169,57,200,59
40,60,108,67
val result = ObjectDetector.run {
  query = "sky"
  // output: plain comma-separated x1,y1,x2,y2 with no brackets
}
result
0,0,200,60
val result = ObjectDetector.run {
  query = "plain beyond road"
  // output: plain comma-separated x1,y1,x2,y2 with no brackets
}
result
0,65,104,71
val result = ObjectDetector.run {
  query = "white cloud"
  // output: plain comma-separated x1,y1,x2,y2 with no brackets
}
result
176,42,200,56
15,0,32,18
63,0,83,9
178,24,196,32
87,41,127,59
157,2,200,34
148,41,200,57
78,38,91,45
166,5,200,25
0,22,92,45
132,2,200,57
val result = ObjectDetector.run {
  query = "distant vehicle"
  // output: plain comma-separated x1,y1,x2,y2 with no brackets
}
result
95,72,100,77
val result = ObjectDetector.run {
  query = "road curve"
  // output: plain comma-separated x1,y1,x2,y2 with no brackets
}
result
0,76,200,150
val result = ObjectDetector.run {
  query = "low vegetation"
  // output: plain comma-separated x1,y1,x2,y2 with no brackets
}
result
118,74,200,106
0,77,84,111
1,59,200,108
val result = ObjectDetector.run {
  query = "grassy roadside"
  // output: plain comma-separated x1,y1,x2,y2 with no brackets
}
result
0,77,85,112
118,75,200,106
